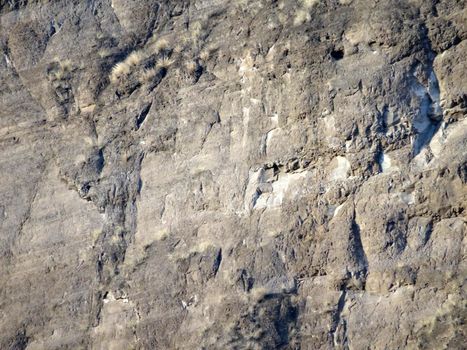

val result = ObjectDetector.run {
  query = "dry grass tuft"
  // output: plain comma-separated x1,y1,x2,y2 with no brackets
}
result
156,56,175,69
174,44,184,54
51,59,72,80
125,51,144,66
98,48,112,58
294,0,318,26
185,61,197,74
110,62,130,84
236,0,249,12
278,12,288,25
151,38,170,54
59,59,72,72
191,21,203,35
293,9,311,26
139,68,158,83
190,21,204,45
199,49,210,62
300,0,318,9
109,50,146,84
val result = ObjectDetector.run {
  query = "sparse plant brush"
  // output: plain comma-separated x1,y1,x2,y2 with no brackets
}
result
293,8,311,26
190,21,204,47
199,49,210,62
156,56,175,69
52,70,64,81
109,50,147,84
294,0,318,26
139,67,158,83
191,21,203,36
174,44,184,54
181,35,192,46
110,62,130,84
98,48,112,58
49,58,73,81
125,51,144,67
236,0,248,11
200,44,220,62
59,59,72,72
185,60,197,75
299,0,318,9
207,43,219,52
151,38,170,54
278,12,288,25
183,59,203,83
91,229,103,244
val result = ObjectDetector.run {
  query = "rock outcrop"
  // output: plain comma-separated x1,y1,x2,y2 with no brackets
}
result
0,0,465,349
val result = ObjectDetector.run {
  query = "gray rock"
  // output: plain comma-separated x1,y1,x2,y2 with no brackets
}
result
0,0,465,349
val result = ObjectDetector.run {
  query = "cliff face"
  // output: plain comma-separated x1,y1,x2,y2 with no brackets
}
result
0,0,465,349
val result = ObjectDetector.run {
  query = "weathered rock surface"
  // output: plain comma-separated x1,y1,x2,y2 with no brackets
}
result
0,0,465,349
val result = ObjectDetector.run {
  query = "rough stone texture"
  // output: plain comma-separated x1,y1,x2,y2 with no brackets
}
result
0,0,466,349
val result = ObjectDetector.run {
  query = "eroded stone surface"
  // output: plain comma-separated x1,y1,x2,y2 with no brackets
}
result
0,0,465,349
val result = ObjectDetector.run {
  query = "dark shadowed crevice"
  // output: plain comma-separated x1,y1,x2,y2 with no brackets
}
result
331,48,344,60
135,102,152,130
411,25,444,157
8,328,29,350
329,289,348,348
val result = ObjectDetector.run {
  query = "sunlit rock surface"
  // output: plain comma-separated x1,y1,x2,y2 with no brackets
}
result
0,0,465,349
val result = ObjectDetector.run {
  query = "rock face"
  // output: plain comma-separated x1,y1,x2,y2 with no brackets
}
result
0,0,466,349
